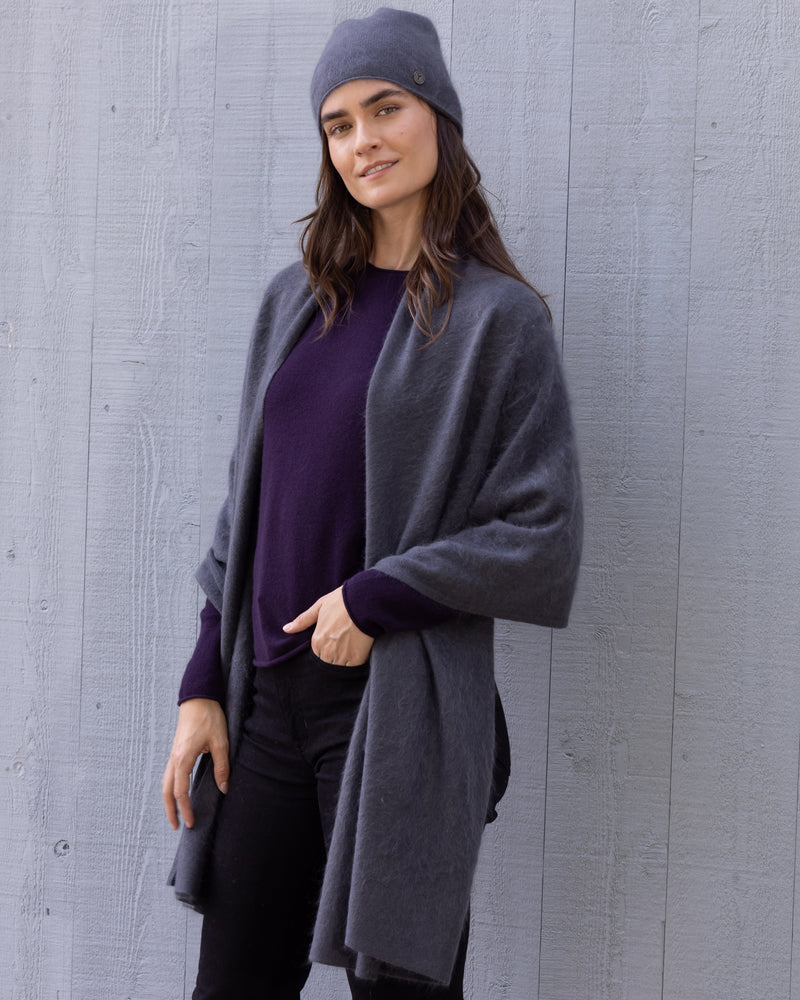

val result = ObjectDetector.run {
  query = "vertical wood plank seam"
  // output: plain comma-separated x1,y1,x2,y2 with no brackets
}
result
556,0,578,358
789,738,800,998
196,1,222,671
536,628,555,1000
183,2,223,995
660,4,703,997
71,9,105,992
448,0,455,72
537,3,578,996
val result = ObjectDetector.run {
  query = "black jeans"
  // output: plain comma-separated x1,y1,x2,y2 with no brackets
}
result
193,650,468,999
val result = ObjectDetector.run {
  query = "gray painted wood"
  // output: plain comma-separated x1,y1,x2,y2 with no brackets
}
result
538,3,700,997
66,1,218,996
663,3,800,998
1,1,798,998
1,2,98,997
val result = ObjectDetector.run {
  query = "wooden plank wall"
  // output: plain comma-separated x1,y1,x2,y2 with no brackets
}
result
1,1,798,998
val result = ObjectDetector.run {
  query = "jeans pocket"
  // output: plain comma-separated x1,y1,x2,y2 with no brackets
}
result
308,648,370,679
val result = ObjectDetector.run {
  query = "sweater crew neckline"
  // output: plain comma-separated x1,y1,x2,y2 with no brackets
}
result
366,261,409,276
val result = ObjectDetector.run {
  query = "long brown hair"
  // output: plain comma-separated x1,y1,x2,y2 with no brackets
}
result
300,114,550,340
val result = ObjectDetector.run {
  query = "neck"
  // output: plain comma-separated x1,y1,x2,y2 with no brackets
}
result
369,204,424,271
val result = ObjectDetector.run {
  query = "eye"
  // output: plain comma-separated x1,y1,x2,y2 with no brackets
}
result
327,121,350,136
377,104,400,117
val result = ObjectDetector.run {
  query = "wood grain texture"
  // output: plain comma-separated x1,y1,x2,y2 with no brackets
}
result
1,0,799,997
1,1,98,997
539,2,698,997
663,2,800,998
66,1,218,997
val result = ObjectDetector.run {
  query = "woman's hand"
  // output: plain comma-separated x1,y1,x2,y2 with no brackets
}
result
162,698,229,831
283,586,374,666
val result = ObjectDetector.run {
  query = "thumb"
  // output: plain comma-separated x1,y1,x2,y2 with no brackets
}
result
283,600,320,634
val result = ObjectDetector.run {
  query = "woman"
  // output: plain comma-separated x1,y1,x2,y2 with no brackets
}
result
164,8,582,999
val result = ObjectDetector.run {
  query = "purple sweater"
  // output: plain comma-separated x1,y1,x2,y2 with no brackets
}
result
179,265,453,704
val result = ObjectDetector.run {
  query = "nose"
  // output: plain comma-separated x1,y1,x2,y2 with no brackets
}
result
353,119,380,156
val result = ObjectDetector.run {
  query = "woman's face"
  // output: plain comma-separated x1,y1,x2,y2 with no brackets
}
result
320,79,438,224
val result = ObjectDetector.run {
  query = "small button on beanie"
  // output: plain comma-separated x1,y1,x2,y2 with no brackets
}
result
311,7,463,134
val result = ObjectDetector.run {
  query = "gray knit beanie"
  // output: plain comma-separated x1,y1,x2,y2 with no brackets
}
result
311,7,463,134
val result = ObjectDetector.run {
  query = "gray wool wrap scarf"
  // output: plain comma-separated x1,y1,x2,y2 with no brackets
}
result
169,257,583,985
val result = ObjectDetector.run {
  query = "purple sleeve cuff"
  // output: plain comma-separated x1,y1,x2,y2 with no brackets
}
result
342,569,455,638
178,598,226,705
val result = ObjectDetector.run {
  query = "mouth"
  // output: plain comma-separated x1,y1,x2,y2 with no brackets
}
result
361,161,396,178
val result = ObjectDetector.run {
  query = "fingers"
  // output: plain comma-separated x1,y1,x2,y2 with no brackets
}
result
162,749,197,830
209,731,230,796
304,587,375,665
282,598,321,634
161,762,180,830
162,755,195,830
162,698,229,831
174,761,196,829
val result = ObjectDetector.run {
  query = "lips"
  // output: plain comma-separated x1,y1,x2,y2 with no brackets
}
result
361,160,396,178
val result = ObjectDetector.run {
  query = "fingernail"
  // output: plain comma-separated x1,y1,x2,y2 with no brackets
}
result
220,782,229,794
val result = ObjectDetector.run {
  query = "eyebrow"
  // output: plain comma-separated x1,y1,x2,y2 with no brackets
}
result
320,88,406,125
